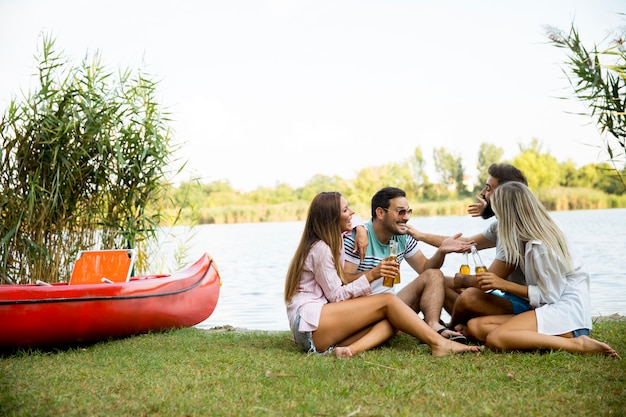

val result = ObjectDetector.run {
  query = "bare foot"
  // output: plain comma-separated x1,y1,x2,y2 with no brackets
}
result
577,336,621,359
334,346,354,359
430,339,483,357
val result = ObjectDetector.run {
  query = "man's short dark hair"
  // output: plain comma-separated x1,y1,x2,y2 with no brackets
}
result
488,164,528,186
371,187,406,219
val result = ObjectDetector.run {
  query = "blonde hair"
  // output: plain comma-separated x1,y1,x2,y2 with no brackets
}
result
492,182,573,271
284,192,348,303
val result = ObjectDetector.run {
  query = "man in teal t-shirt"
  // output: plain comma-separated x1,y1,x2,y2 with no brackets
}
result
343,187,472,342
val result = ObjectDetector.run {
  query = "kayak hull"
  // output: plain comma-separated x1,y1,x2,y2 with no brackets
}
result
0,253,221,348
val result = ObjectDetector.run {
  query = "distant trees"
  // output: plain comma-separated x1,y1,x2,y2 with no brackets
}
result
164,139,626,224
476,143,504,188
512,139,560,189
433,147,465,196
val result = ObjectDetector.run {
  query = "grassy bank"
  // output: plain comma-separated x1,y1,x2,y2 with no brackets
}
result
1,319,625,416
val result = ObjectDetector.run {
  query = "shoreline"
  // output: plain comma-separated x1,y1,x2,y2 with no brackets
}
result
201,313,626,334
591,313,626,322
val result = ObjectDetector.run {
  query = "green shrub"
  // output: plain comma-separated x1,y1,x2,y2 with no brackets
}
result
0,35,177,283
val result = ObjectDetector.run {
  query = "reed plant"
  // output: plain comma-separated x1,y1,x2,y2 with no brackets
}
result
0,35,178,283
1,319,624,416
547,24,626,188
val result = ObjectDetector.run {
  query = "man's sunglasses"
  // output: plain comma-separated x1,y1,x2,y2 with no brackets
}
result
381,207,413,217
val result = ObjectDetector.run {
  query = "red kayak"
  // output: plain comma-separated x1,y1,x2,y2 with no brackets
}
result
0,253,221,348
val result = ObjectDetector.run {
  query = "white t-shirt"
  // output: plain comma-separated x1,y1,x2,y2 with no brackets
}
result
482,221,526,285
524,240,592,335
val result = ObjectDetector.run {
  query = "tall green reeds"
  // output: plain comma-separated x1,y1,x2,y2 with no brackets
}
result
0,35,177,283
547,23,626,189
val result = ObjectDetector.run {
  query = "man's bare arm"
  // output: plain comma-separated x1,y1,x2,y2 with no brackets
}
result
405,224,492,250
406,227,447,247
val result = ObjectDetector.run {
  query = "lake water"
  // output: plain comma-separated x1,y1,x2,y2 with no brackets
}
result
163,208,626,331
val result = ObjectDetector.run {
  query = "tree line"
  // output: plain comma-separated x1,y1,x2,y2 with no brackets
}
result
162,139,626,225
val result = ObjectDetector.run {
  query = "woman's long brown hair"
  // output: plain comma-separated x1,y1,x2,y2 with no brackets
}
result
284,192,347,303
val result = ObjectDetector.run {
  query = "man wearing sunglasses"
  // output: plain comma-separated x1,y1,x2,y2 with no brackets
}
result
343,187,473,343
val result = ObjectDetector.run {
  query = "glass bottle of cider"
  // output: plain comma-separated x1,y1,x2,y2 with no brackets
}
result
382,274,395,287
389,241,401,284
471,245,488,274
459,252,470,275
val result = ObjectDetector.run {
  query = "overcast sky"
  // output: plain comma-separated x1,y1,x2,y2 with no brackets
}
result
1,0,624,190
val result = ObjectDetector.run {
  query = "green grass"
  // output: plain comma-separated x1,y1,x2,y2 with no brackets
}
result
1,321,625,416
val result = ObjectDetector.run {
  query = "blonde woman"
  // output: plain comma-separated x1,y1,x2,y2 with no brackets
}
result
284,191,481,358
466,182,620,359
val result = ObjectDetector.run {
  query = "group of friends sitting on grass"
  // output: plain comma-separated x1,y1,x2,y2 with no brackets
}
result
284,164,620,359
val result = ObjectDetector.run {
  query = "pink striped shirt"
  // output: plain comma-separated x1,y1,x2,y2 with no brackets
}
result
286,240,371,334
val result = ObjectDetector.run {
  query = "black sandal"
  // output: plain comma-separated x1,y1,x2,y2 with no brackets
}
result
437,327,469,345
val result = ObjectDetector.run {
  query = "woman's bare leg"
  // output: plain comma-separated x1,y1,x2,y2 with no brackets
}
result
335,320,395,359
450,288,514,327
313,293,481,357
312,294,394,351
485,311,621,359
466,314,514,342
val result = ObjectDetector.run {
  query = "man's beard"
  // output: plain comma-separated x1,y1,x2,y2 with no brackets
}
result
481,202,495,219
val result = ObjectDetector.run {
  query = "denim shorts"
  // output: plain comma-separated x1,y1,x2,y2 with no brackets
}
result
492,292,590,337
572,328,590,338
292,312,334,355
492,290,532,315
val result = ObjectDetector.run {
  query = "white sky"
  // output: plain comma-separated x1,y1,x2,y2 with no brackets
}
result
1,1,624,191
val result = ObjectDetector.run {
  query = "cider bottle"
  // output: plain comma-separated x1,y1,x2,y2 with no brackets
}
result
470,245,488,274
459,252,470,275
389,241,401,284
382,275,395,288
